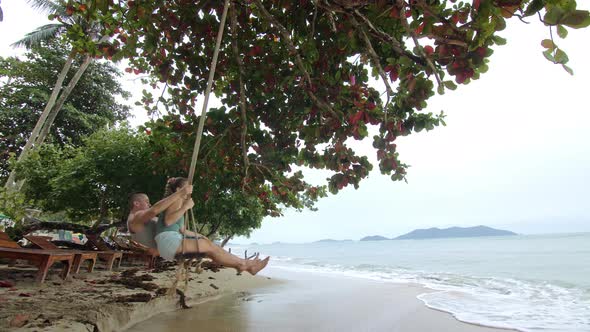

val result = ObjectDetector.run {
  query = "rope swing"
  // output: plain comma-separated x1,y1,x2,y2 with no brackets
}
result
169,0,231,298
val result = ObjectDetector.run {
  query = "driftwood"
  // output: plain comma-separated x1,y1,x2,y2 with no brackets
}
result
243,250,259,260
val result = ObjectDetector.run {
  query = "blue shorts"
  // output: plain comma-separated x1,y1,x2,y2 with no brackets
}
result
155,231,182,261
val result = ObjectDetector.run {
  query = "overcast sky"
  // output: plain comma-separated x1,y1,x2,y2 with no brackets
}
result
2,2,589,243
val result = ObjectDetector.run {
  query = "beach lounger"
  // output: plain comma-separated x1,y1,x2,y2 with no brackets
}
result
84,235,123,270
0,232,74,283
24,236,97,274
109,236,157,269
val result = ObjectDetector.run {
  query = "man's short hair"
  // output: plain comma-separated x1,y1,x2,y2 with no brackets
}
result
128,192,147,210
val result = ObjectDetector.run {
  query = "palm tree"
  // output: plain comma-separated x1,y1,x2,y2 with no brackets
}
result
5,0,105,190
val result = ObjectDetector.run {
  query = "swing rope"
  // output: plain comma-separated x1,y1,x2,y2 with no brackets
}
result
170,0,231,298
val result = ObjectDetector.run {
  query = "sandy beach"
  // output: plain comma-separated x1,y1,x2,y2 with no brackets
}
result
0,259,518,332
127,267,514,332
0,260,277,331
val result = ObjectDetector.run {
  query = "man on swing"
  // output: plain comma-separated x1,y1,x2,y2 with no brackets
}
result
127,184,194,255
127,179,269,275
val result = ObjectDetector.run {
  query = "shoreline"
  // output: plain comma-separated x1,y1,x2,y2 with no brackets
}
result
128,267,516,332
2,262,521,332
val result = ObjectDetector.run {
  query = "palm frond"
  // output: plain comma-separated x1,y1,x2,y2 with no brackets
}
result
26,0,64,15
11,23,65,49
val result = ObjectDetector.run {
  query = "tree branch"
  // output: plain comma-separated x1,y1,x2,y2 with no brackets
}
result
252,0,339,119
230,1,251,191
350,9,426,66
349,16,394,116
9,216,126,240
396,1,442,86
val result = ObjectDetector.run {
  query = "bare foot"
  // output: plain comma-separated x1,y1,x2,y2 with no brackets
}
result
247,256,270,275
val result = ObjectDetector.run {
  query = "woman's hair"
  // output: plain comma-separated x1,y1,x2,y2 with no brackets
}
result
164,177,189,197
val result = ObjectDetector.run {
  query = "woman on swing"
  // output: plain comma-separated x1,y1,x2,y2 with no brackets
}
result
154,177,269,275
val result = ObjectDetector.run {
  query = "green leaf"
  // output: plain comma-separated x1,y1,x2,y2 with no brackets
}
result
554,49,569,63
561,10,590,28
544,7,565,25
492,36,507,45
478,63,489,73
557,25,568,38
542,49,555,62
524,0,546,17
541,39,556,49
437,85,445,95
443,81,457,90
562,64,574,75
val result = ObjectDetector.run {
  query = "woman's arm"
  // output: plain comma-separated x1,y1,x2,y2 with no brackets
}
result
151,185,192,216
130,185,193,229
164,198,195,226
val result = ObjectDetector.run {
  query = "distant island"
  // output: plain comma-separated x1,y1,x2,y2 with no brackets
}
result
393,226,517,240
314,239,353,243
360,235,390,241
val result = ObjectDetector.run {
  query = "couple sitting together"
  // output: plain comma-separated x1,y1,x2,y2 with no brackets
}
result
127,177,269,275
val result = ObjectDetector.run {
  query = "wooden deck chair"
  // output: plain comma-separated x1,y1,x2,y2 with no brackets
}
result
84,235,123,271
109,236,157,269
0,232,74,283
24,235,97,274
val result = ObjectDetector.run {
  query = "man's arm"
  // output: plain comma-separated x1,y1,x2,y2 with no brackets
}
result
129,185,193,231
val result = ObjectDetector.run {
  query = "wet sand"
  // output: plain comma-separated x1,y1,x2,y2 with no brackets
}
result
127,268,512,332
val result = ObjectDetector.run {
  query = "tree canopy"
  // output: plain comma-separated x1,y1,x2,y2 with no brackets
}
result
3,0,589,238
61,0,588,203
0,40,131,182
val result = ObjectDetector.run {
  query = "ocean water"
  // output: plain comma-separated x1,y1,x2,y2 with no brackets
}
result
229,233,590,332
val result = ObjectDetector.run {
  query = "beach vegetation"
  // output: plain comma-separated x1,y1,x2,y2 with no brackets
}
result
0,40,130,183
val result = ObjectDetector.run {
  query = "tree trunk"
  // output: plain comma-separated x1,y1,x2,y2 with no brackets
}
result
206,219,224,238
220,234,233,248
98,191,109,223
13,55,93,191
4,52,75,189
7,216,126,241
35,54,93,147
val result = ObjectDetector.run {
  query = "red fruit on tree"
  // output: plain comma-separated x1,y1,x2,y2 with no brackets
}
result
424,45,434,55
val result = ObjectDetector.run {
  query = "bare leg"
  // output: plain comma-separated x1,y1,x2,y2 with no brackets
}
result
177,238,269,275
